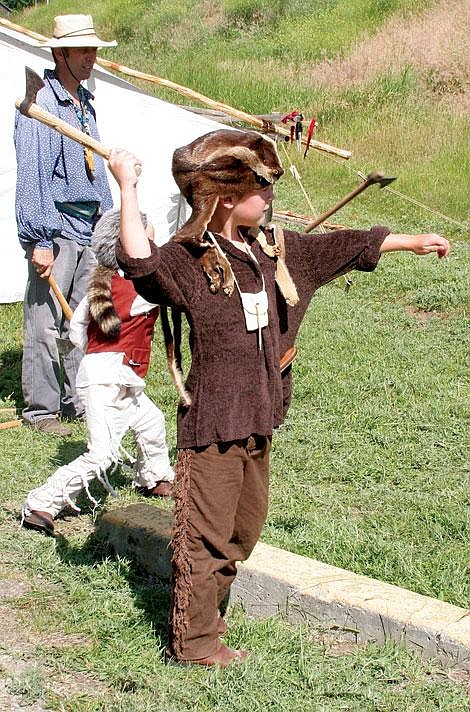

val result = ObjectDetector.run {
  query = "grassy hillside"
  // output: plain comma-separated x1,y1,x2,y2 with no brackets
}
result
16,0,469,239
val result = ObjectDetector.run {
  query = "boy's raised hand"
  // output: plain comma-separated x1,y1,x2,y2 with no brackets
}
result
108,148,142,188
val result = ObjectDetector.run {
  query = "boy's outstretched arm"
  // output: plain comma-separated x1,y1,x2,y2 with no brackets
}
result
380,233,451,258
108,148,150,259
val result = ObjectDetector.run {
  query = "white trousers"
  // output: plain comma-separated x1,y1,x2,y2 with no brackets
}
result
23,382,174,518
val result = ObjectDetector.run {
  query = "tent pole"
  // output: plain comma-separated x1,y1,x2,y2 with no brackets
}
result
1,17,351,160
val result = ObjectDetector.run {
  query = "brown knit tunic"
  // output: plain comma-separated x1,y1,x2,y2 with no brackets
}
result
116,225,389,449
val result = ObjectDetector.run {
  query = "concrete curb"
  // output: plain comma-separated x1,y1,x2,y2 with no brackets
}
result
97,504,470,670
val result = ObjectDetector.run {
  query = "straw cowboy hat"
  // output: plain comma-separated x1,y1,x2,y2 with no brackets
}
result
41,15,117,48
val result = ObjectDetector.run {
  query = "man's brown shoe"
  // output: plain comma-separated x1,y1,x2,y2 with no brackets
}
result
25,417,72,437
140,481,173,498
166,643,248,668
22,510,55,536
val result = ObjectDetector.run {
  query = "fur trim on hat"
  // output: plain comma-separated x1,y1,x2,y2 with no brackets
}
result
91,208,147,270
172,129,283,248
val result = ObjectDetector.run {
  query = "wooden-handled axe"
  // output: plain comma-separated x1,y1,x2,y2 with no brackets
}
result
46,275,75,355
16,67,141,175
48,275,73,322
304,171,396,233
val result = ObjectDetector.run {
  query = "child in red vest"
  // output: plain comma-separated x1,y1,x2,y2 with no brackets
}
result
22,209,174,535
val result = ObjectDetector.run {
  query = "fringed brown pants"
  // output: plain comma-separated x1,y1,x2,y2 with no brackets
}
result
169,435,270,661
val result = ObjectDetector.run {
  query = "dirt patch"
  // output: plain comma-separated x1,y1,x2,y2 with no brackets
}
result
310,626,365,656
201,0,224,30
405,305,450,325
38,632,93,650
0,605,36,653
0,590,105,709
323,639,359,657
447,669,470,695
0,579,32,600
53,512,96,539
302,0,469,101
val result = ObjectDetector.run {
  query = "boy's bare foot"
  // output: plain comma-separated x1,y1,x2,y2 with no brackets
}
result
139,481,173,498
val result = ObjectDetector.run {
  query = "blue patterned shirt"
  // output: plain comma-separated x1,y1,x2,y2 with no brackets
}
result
14,69,113,249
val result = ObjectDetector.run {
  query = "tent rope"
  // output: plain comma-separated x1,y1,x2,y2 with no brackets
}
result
280,142,327,233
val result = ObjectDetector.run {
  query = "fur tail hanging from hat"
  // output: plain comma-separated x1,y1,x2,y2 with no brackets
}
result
160,307,192,407
88,265,121,338
172,194,219,248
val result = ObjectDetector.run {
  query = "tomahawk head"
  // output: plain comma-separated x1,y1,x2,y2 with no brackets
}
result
365,171,396,189
18,66,45,116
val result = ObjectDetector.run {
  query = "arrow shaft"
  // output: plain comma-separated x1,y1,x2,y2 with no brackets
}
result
304,181,372,232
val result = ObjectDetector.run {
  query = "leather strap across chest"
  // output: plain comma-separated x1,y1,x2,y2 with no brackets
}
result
254,225,299,306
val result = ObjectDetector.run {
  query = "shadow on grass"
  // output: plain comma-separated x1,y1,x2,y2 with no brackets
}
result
0,348,23,406
53,518,171,645
34,436,173,646
54,437,87,464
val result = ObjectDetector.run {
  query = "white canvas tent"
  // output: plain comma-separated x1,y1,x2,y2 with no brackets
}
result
0,24,222,302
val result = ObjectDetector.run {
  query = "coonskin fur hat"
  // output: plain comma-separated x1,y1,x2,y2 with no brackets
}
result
172,129,284,247
88,209,148,337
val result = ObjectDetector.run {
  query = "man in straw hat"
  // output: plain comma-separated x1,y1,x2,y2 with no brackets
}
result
14,15,116,436
108,130,450,667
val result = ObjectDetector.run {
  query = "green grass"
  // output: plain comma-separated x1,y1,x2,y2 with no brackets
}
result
1,525,469,710
267,244,469,606
0,242,468,709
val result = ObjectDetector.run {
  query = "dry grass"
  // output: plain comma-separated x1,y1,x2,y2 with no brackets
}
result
200,0,225,29
299,0,469,100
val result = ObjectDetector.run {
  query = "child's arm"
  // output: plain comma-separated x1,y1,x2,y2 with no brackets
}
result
69,296,90,352
108,148,150,259
380,233,451,258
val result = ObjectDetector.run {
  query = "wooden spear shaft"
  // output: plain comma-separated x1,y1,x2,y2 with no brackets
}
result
97,59,352,160
2,17,352,160
0,17,45,42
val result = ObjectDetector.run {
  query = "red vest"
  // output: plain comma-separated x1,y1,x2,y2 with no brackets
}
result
86,274,159,378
